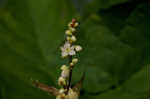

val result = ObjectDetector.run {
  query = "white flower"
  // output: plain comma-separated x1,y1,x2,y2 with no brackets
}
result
75,45,82,52
58,77,66,86
67,88,78,99
61,42,76,57
61,65,70,78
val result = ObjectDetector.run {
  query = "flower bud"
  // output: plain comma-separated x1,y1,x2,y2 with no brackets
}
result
72,18,76,23
72,58,78,64
66,36,71,41
71,36,77,42
68,22,72,27
65,30,72,35
67,88,78,99
75,45,82,52
74,22,79,27
61,65,68,70
61,69,69,78
56,94,66,99
59,88,65,94
58,77,66,86
70,27,76,32
70,62,74,67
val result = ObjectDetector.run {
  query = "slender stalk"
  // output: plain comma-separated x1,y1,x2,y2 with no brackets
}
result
67,56,73,93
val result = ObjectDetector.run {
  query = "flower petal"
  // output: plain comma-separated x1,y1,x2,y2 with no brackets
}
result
69,50,76,56
75,45,82,52
62,52,68,57
61,69,70,78
60,47,65,51
64,42,70,48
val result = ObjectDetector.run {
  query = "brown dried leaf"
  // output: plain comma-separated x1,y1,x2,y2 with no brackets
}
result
33,80,59,96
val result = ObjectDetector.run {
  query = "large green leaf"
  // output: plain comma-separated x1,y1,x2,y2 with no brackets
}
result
119,2,150,62
85,0,128,11
75,0,129,19
94,63,150,99
79,1,150,98
74,17,141,93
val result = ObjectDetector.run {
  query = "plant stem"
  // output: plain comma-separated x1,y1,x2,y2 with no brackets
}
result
67,56,73,93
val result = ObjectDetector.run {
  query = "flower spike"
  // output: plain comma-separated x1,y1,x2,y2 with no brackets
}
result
33,18,84,99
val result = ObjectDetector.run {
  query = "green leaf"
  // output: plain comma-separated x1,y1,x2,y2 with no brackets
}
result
78,2,150,98
74,1,150,95
1,0,150,99
94,64,150,99
119,3,150,62
77,0,129,19
71,18,140,93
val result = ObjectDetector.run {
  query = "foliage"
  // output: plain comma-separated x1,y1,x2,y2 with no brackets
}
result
0,0,150,99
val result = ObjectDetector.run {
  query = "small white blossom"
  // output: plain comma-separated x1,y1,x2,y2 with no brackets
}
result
75,45,82,52
61,42,76,57
67,88,78,99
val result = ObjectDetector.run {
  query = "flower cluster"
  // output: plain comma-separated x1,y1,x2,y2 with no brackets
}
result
60,19,82,58
33,18,83,99
57,19,82,99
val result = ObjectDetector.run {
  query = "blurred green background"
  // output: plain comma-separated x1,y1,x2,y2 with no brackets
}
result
0,0,150,99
